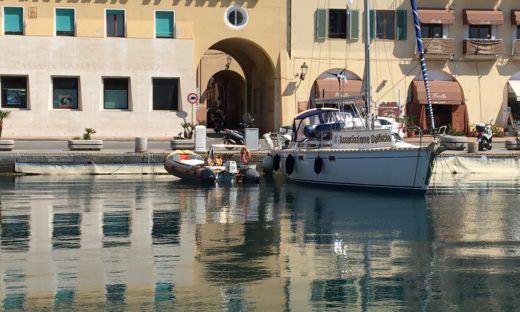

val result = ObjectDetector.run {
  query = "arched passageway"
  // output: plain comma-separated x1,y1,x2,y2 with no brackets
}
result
198,39,276,133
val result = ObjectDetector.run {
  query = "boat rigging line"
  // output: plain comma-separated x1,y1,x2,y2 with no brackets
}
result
411,0,436,132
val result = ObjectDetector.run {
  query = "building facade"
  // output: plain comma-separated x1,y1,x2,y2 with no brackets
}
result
289,0,520,134
0,0,287,139
1,0,520,139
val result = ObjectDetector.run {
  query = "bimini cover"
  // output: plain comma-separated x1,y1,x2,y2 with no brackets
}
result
293,108,339,120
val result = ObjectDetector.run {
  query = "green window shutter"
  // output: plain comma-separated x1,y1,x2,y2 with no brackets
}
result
56,9,75,34
156,11,174,38
396,10,407,40
4,7,23,34
369,10,375,40
348,10,359,39
315,9,327,40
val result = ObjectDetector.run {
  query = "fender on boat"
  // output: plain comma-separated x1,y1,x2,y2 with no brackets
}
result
273,154,281,171
314,156,323,174
285,154,295,175
243,168,261,184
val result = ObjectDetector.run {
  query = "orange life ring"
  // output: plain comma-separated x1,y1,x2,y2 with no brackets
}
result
240,147,252,164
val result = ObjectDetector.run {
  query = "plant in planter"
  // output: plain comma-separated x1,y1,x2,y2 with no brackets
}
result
398,115,417,137
171,121,196,150
0,109,14,151
68,128,103,151
505,129,520,150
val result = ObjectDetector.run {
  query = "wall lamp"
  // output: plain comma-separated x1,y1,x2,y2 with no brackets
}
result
299,62,308,80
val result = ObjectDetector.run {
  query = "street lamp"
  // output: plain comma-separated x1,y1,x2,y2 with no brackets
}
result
299,62,308,80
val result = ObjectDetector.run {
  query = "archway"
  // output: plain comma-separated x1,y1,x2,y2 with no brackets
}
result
407,71,468,133
204,70,245,131
310,68,362,109
198,39,276,133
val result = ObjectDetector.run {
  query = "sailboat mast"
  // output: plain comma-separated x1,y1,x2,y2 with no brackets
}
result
364,0,371,128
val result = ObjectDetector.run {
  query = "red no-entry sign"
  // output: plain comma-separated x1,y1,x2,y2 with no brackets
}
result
187,92,199,104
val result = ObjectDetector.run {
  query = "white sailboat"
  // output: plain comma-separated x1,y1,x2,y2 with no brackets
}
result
274,0,439,194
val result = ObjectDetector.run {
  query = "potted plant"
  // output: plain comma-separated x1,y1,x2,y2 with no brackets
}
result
68,128,103,151
0,109,14,151
171,121,196,150
398,115,417,138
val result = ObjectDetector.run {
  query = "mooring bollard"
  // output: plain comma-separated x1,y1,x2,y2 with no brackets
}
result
467,141,477,153
135,137,148,152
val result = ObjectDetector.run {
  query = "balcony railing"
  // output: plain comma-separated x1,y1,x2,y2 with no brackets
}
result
420,38,454,58
513,39,520,57
463,39,502,57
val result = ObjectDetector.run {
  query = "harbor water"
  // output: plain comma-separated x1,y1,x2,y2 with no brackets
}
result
1,174,520,311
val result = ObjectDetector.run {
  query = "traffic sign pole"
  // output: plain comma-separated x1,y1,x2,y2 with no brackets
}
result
187,92,199,125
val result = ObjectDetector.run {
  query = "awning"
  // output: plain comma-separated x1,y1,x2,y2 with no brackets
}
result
314,79,362,98
418,9,455,25
508,80,520,101
463,9,504,25
512,10,520,25
412,80,462,105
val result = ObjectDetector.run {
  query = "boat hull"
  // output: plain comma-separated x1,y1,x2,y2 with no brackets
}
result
276,145,435,194
164,156,215,183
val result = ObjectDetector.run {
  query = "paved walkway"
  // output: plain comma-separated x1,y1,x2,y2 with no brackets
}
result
2,134,520,155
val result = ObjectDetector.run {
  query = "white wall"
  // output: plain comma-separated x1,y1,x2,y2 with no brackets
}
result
0,36,195,139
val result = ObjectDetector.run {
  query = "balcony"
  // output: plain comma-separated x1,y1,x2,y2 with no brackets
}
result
419,38,455,59
463,39,502,59
513,39,520,57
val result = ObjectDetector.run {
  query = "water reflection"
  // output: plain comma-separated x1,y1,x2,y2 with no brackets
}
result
0,175,520,310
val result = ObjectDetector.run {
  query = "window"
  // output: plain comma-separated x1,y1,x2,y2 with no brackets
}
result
3,7,23,35
106,9,125,37
53,77,79,109
369,10,407,40
329,9,347,39
376,10,395,39
153,78,179,111
155,11,174,38
103,78,128,109
1,76,27,109
315,9,359,40
469,25,491,39
421,24,443,38
56,8,75,36
225,6,248,29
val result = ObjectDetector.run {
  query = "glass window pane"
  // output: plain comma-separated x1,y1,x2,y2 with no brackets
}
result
4,7,23,34
433,25,442,38
153,78,179,110
469,26,478,38
421,25,429,38
53,78,78,109
386,11,395,39
156,11,173,38
104,78,128,109
329,9,347,39
1,76,27,109
56,8,75,36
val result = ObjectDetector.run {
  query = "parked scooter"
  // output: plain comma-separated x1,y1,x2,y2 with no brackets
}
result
222,118,255,147
476,123,493,151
